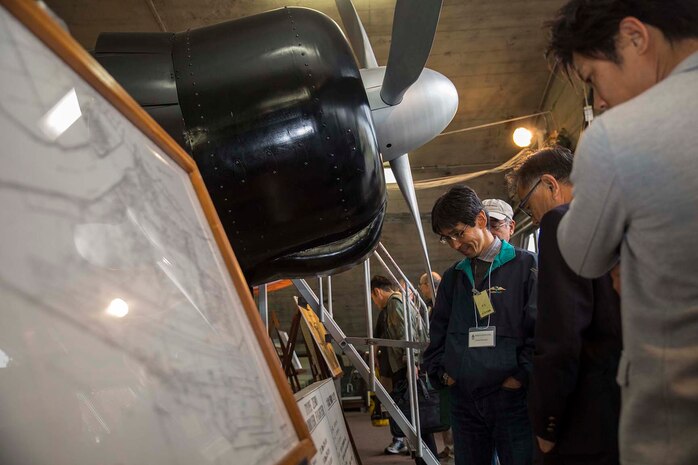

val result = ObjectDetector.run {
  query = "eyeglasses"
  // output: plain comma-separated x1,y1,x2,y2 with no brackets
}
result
515,178,542,218
489,219,510,230
439,226,470,245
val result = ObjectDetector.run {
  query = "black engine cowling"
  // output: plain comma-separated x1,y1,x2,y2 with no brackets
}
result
94,7,385,284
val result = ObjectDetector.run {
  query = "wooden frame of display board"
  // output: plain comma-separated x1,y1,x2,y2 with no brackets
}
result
0,1,314,464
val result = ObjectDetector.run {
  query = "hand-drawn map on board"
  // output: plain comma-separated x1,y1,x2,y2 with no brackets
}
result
0,4,309,465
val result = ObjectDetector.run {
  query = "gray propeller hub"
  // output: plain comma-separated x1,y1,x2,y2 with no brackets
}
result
360,67,459,162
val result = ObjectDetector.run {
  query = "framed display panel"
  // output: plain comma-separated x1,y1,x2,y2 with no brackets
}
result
297,303,344,379
0,1,314,465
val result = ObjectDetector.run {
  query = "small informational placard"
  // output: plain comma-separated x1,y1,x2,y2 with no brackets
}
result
295,379,359,465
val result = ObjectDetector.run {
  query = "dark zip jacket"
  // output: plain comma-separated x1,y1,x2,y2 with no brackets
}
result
424,241,537,399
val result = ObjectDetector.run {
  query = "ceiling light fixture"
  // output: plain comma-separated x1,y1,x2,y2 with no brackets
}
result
513,127,533,147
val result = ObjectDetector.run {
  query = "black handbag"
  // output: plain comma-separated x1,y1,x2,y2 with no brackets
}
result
396,374,450,434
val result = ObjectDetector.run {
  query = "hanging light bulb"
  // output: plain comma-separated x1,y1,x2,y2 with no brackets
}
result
513,127,533,147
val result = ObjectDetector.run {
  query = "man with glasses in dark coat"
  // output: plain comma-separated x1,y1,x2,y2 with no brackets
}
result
423,186,537,465
508,146,622,465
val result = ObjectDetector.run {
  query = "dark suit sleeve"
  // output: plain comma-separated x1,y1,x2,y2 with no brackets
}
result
512,251,537,386
532,207,595,442
423,266,455,388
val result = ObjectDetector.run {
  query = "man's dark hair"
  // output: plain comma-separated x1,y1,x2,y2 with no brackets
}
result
431,185,485,234
547,0,698,70
370,275,395,292
506,146,575,196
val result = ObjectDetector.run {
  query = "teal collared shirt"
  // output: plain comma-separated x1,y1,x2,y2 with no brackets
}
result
455,240,517,288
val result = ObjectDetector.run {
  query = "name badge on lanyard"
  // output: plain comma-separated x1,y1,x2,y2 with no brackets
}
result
473,289,495,319
468,326,496,348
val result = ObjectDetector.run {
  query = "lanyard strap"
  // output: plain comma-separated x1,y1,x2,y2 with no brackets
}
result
472,261,494,329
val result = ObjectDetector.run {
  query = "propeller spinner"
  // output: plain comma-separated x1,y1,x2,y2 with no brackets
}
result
336,0,458,298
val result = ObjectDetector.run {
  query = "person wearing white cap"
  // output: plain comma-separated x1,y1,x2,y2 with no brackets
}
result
482,199,516,243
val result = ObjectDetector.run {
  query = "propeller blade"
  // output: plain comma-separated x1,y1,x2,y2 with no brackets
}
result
389,154,437,299
380,0,443,105
335,0,378,69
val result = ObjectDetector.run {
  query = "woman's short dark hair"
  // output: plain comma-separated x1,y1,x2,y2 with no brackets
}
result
506,146,575,196
370,275,395,292
431,185,485,235
547,0,698,70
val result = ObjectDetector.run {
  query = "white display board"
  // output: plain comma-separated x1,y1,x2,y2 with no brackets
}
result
295,379,359,465
0,4,308,465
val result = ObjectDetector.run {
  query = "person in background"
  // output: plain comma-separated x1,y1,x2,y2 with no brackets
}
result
372,276,437,459
418,272,442,315
400,278,418,305
507,146,622,464
423,186,537,465
482,199,516,243
547,2,698,464
372,276,408,455
419,271,453,461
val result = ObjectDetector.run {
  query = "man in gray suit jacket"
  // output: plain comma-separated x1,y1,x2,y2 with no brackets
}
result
546,1,698,464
